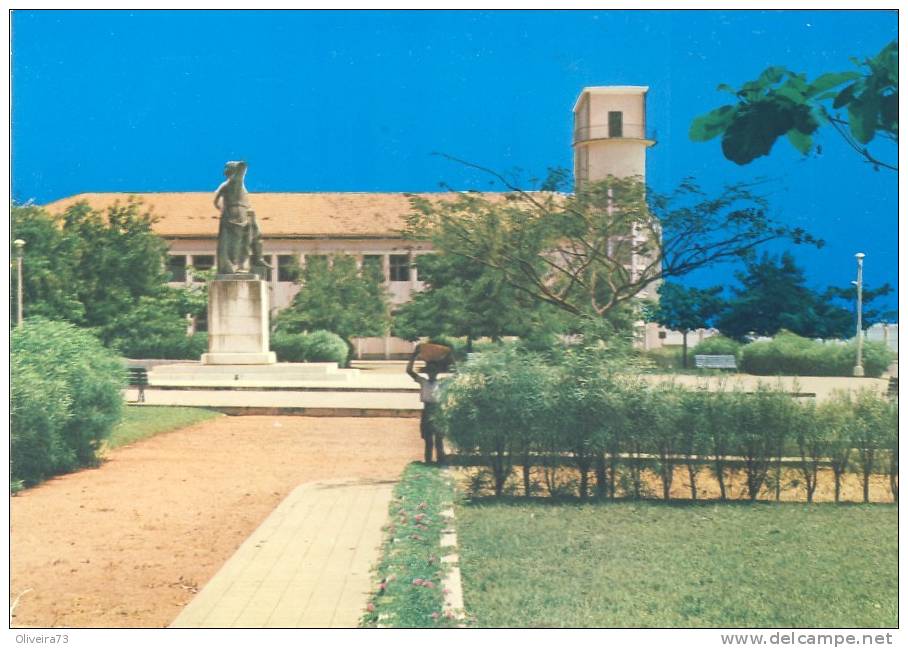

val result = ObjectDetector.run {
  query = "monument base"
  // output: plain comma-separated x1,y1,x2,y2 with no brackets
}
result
201,351,277,365
205,277,276,366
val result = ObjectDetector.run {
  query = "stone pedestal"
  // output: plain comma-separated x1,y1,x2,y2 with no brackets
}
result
202,277,277,365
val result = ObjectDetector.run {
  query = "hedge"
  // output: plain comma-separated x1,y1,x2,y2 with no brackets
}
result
740,331,893,377
691,335,742,358
271,329,349,365
116,332,208,360
11,318,125,490
436,347,897,503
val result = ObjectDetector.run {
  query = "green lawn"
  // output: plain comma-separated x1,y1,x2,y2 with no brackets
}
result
106,405,221,449
456,500,897,628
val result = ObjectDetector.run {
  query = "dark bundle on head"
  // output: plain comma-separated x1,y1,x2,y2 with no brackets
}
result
423,358,451,376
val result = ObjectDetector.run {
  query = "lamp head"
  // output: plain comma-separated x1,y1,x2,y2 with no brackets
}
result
855,252,866,260
13,239,25,249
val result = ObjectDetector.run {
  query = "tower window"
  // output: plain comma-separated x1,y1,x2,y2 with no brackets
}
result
608,111,623,137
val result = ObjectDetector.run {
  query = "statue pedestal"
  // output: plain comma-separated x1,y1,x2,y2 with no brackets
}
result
201,277,276,365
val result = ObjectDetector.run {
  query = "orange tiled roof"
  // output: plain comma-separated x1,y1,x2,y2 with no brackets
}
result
42,191,508,239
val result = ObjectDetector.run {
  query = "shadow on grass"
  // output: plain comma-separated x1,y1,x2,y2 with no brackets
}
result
459,494,897,509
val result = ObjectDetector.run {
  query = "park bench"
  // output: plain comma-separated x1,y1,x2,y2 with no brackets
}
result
888,376,898,400
127,366,149,403
694,354,737,370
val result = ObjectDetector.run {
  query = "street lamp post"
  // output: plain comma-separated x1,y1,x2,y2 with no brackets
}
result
14,239,25,328
853,252,865,377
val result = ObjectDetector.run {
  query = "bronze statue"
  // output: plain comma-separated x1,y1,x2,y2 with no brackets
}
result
214,161,270,276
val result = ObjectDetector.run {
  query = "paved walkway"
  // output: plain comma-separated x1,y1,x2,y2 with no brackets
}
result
171,479,395,628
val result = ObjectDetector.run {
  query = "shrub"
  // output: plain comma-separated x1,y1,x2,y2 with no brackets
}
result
740,331,893,377
692,335,742,358
271,330,349,365
11,318,125,488
851,388,893,503
818,393,856,503
116,332,207,359
643,346,684,370
437,347,553,496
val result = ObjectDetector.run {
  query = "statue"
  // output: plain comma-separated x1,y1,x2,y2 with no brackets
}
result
214,160,270,276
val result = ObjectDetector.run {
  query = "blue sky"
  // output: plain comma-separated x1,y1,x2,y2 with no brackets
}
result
11,9,898,306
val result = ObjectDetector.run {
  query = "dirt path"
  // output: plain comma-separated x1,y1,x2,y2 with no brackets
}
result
10,416,422,628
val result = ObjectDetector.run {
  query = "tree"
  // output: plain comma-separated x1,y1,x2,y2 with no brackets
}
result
392,251,567,348
717,251,892,341
10,204,84,324
691,40,897,171
273,255,391,361
406,166,819,334
647,282,724,367
10,200,205,356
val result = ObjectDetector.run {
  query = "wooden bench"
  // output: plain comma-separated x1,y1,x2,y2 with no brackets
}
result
127,366,149,403
694,354,737,370
888,376,898,400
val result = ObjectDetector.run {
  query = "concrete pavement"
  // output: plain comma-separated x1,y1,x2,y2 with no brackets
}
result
171,479,395,628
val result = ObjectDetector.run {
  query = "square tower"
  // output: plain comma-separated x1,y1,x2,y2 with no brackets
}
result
573,86,655,187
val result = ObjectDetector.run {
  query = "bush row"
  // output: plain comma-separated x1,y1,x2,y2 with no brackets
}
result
116,332,208,360
686,332,893,378
436,347,897,502
271,330,349,365
11,318,125,490
738,332,892,378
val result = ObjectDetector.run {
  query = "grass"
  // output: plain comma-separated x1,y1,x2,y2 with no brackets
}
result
455,499,897,628
360,462,460,628
105,405,221,449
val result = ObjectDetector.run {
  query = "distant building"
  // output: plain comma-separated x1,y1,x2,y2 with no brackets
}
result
44,86,663,357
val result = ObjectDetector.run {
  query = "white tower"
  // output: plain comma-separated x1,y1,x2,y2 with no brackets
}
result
572,86,654,185
572,86,661,348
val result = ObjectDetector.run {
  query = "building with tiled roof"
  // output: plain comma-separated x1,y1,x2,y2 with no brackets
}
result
42,86,659,356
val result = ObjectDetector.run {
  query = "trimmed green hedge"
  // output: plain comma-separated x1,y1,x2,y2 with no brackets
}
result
692,335,742,358
116,332,208,360
437,346,897,503
11,318,125,490
740,331,893,377
271,329,349,365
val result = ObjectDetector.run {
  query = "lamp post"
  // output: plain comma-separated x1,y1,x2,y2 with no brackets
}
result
14,239,25,328
853,252,865,377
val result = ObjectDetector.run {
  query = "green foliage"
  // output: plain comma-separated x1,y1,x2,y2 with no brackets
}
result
102,284,208,358
649,282,724,333
691,40,897,171
648,282,724,366
60,200,171,329
11,318,125,488
739,331,893,377
438,347,554,496
440,345,895,503
271,330,349,365
850,389,895,503
273,255,390,355
392,251,568,344
407,174,817,331
11,201,201,358
10,203,83,323
361,463,459,628
691,335,742,357
718,252,849,340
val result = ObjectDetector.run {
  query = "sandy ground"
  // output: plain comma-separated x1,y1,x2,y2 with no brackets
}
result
10,416,422,628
